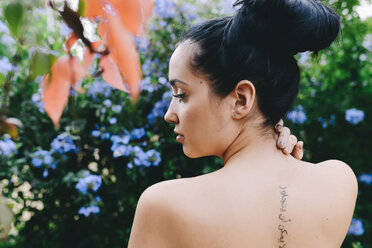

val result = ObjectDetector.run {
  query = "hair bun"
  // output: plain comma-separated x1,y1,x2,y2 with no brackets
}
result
227,0,340,55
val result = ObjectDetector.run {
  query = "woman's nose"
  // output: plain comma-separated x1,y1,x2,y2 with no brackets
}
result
164,104,178,124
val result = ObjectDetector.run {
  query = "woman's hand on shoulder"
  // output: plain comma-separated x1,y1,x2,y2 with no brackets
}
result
275,119,304,160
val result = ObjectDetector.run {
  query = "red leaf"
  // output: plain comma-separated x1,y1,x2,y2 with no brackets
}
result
106,14,142,99
69,56,85,91
110,0,142,35
139,0,153,20
42,56,85,126
100,54,129,92
81,0,105,18
42,57,71,126
83,40,104,73
66,32,79,54
98,20,109,40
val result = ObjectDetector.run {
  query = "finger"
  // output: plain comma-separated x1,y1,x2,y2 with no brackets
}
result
277,126,290,149
283,135,298,155
291,141,304,160
274,119,284,133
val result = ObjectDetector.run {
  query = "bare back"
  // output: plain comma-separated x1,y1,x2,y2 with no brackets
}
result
161,159,358,248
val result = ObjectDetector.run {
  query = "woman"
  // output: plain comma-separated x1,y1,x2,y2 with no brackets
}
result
128,0,358,247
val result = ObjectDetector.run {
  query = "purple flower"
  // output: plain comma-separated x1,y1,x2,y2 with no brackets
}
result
91,130,101,138
141,77,157,92
345,108,364,125
133,146,151,167
131,128,146,140
60,23,72,37
0,135,16,157
153,0,177,19
286,105,307,124
0,21,9,33
51,133,77,154
181,3,198,24
347,218,364,236
134,36,150,53
78,204,100,217
88,80,112,100
42,169,49,178
112,105,122,113
31,149,56,169
75,174,102,195
146,149,161,166
147,91,172,124
358,173,372,186
0,57,13,75
113,144,133,158
103,99,112,107
109,117,117,125
0,34,16,47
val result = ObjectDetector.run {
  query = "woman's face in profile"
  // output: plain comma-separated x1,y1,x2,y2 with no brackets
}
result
164,42,235,158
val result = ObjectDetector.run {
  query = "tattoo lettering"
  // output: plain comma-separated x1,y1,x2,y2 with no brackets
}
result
277,186,291,248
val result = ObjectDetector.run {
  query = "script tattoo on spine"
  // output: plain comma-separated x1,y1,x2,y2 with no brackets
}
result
277,185,291,248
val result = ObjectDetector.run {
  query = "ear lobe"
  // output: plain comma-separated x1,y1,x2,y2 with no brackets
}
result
232,80,255,119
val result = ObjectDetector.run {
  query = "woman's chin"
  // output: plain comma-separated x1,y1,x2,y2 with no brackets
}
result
183,147,201,159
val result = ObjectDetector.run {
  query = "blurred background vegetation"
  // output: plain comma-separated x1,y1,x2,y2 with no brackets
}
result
0,0,371,247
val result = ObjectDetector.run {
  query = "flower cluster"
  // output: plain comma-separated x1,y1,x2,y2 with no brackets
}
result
88,79,113,101
75,173,102,217
75,172,102,195
30,149,57,178
78,204,100,217
357,173,372,186
0,56,15,75
147,91,172,124
0,20,16,49
51,133,77,154
317,114,336,129
0,135,16,157
286,105,307,124
348,218,365,236
131,146,161,168
345,108,365,125
153,0,178,19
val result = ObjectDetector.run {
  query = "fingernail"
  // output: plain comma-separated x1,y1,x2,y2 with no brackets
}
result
279,141,285,147
276,124,282,131
299,142,303,149
285,146,290,152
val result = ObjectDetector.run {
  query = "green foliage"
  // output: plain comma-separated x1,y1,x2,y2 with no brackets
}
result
3,2,25,38
0,0,370,247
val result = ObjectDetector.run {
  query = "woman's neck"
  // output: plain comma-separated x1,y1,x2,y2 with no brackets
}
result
221,126,297,172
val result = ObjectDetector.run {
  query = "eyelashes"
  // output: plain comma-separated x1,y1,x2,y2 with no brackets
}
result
172,93,186,102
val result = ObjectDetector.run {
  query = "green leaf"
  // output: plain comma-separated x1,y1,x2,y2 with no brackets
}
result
77,0,87,16
29,51,56,80
3,2,25,38
0,74,5,88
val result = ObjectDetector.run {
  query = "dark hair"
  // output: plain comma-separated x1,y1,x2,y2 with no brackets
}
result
180,0,340,127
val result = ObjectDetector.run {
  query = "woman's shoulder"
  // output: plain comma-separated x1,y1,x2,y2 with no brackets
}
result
316,159,358,192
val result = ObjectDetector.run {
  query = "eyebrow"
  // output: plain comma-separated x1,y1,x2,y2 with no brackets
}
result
169,79,189,87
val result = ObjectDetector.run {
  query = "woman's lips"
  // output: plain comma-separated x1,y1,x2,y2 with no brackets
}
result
174,130,184,142
176,135,185,142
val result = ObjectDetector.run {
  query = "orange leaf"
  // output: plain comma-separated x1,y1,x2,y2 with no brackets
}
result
69,56,85,91
66,32,79,54
81,0,105,18
100,54,129,92
139,0,153,20
106,14,142,99
42,57,71,126
83,40,104,73
110,0,142,35
98,20,109,41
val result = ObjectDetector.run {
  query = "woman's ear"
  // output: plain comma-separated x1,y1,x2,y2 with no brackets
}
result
230,80,256,119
